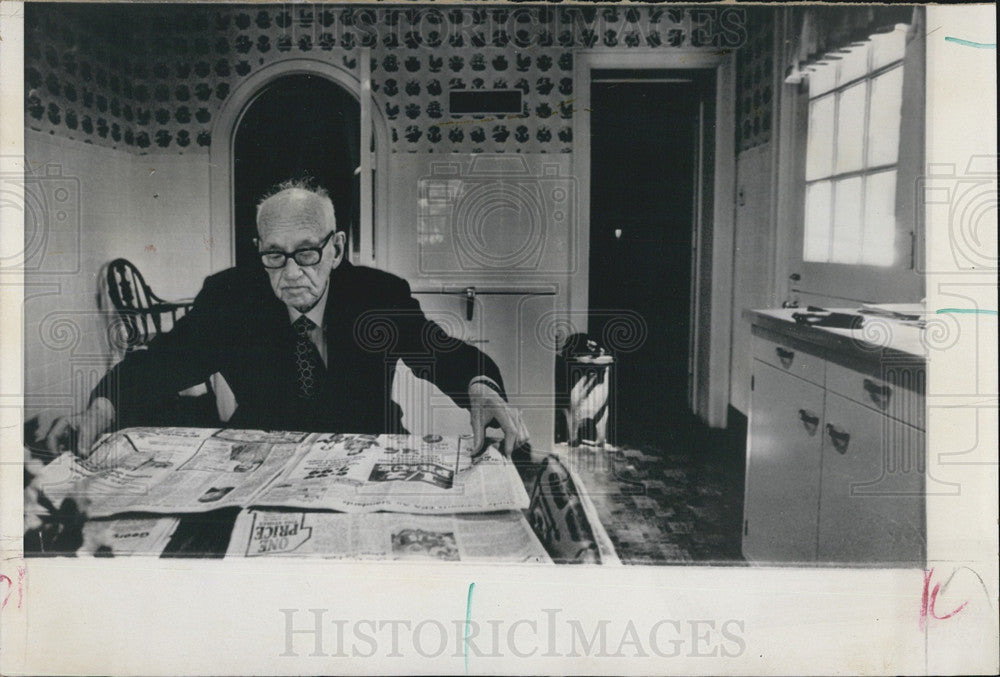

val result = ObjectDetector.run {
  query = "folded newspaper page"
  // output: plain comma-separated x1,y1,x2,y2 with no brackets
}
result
33,428,528,518
250,433,530,514
227,509,552,563
35,427,307,518
79,516,181,556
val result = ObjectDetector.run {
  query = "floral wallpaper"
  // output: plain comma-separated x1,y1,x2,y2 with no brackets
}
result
26,4,760,155
735,8,775,152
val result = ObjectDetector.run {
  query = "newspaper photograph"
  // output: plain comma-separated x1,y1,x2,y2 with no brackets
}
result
34,427,305,518
227,509,552,564
250,433,529,514
2,2,997,675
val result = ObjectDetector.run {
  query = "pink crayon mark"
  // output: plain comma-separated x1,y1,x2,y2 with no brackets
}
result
0,574,12,610
0,567,26,610
920,568,968,630
145,244,157,253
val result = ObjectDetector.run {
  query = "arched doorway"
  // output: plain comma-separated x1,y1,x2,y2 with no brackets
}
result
232,74,360,269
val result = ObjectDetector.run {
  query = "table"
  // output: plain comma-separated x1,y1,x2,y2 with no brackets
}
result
23,422,618,563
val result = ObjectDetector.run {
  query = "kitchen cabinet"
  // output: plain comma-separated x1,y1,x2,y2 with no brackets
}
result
743,359,825,562
818,392,925,563
742,309,926,565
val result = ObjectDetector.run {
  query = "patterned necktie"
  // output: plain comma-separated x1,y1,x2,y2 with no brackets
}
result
292,315,324,399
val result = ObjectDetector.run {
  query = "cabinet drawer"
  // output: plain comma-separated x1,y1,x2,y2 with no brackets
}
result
753,336,825,386
826,362,926,430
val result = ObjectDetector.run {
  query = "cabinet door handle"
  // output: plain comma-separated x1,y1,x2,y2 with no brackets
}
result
464,287,476,321
798,409,820,435
862,378,891,409
775,346,795,367
826,423,851,454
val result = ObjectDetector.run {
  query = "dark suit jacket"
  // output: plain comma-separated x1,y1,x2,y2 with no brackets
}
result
92,262,505,433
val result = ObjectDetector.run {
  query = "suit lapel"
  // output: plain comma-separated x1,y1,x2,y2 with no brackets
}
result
249,273,298,398
324,262,356,362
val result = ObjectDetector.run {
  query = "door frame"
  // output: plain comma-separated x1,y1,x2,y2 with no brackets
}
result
209,55,390,273
573,49,736,428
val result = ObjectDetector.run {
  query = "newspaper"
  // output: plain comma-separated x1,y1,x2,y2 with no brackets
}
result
35,427,307,518
33,428,528,518
79,516,180,557
227,509,552,563
250,433,530,514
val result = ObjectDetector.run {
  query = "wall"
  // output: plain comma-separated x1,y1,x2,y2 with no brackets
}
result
127,152,213,299
22,130,211,420
23,133,126,419
730,143,777,414
729,9,779,416
26,3,740,272
26,4,740,156
24,3,761,422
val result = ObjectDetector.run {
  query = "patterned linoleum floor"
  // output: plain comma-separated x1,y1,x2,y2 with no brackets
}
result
553,419,748,565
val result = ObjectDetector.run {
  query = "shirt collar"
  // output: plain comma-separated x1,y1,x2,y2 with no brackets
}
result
287,282,329,331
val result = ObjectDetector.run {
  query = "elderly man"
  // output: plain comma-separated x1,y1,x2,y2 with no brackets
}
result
47,180,528,457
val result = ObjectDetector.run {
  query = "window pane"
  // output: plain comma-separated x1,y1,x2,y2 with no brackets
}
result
871,25,908,71
867,66,904,167
806,95,835,180
808,62,838,97
862,170,897,266
835,83,866,173
837,42,871,85
831,177,863,263
803,181,832,262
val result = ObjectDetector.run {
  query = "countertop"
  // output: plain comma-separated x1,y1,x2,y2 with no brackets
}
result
743,308,928,378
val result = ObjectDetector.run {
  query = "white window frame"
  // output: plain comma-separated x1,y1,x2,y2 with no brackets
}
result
803,56,904,266
777,18,926,306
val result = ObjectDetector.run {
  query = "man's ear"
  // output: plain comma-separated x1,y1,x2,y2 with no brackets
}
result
330,230,347,267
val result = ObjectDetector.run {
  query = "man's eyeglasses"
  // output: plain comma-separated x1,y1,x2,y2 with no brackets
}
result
256,231,336,269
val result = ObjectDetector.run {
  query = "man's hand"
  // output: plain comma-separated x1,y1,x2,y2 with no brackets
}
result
43,397,116,458
468,380,529,457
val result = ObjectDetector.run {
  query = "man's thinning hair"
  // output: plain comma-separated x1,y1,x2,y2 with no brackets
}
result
256,176,338,232
257,176,332,206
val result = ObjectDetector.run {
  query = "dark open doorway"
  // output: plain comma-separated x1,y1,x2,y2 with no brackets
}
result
588,70,714,449
233,74,360,269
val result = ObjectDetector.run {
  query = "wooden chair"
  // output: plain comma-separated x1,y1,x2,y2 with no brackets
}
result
106,258,194,351
105,258,219,426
